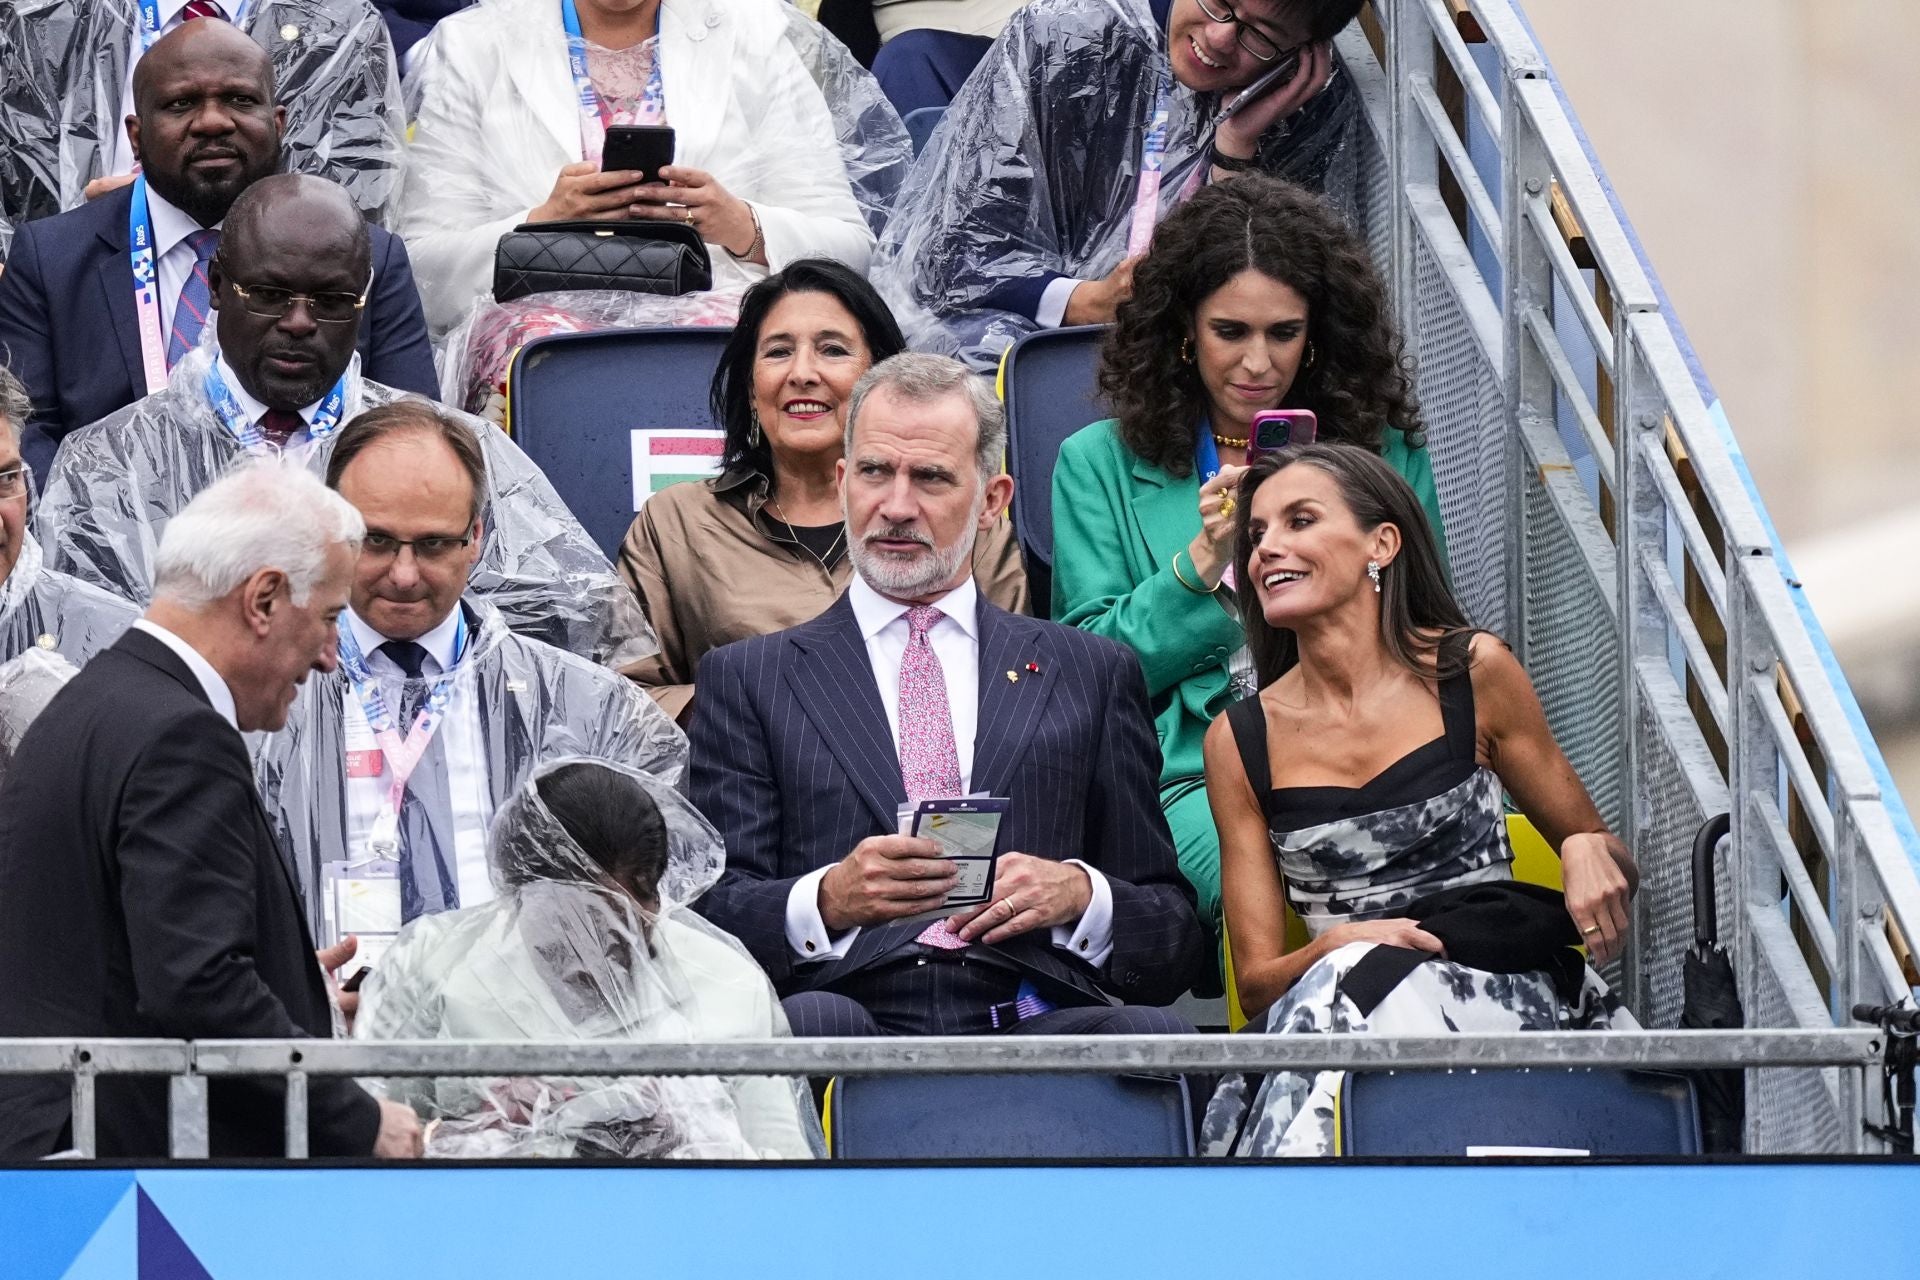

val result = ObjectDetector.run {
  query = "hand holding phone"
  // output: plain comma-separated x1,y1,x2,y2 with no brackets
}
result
1248,409,1318,459
1214,41,1333,159
601,124,675,186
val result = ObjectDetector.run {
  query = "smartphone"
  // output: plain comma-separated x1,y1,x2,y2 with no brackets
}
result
1248,409,1318,458
340,965,372,994
601,124,675,184
1216,47,1305,125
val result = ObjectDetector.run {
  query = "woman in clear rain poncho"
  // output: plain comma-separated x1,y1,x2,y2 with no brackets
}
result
400,0,912,415
0,0,406,255
355,758,821,1160
872,0,1364,368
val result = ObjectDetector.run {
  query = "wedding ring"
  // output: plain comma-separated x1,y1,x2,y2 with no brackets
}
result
681,206,694,225
1219,493,1236,519
1581,925,1602,936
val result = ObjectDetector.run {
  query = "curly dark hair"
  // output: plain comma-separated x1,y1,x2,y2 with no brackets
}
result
1098,173,1423,478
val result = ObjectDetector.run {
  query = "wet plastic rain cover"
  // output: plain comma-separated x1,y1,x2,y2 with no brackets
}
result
0,0,405,256
0,533,138,667
354,756,823,1160
0,643,79,784
871,0,1358,368
34,346,656,667
396,0,901,335
255,594,688,936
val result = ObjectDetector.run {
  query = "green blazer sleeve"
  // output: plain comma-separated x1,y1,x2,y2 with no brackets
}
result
1050,421,1243,701
1380,427,1450,573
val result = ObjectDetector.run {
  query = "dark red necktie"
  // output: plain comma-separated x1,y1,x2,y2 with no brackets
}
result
180,1,227,20
257,409,304,449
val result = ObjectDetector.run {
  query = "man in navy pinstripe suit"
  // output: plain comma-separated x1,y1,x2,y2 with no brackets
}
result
693,353,1206,1036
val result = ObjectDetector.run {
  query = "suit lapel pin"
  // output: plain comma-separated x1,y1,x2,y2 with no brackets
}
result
35,634,56,650
1006,670,1018,684
1025,662,1041,674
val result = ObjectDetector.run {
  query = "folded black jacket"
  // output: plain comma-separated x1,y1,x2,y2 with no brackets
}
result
1337,881,1585,1017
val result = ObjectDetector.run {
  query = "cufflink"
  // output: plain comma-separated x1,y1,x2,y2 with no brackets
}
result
804,940,816,952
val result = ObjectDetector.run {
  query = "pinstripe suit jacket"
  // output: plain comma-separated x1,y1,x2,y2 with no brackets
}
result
691,590,1206,1008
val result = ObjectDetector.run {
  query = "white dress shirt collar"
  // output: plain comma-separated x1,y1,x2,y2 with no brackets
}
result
346,604,467,677
847,573,980,643
132,618,238,729
210,353,323,430
143,184,217,261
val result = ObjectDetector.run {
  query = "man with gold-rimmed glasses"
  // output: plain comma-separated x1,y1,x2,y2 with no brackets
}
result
36,174,654,669
0,366,137,668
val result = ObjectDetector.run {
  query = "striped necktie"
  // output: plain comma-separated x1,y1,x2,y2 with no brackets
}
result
180,1,228,20
165,228,220,369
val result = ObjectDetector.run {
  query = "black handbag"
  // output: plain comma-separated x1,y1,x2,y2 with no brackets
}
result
492,219,713,303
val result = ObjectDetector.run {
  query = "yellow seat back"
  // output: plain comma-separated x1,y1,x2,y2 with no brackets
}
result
1224,815,1561,1031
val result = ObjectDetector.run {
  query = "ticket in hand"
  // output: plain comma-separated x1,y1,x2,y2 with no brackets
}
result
902,797,1009,909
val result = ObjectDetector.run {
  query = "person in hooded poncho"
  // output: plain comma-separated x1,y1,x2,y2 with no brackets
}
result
0,0,405,257
354,758,821,1160
254,401,689,965
0,369,137,668
872,0,1365,368
35,176,651,668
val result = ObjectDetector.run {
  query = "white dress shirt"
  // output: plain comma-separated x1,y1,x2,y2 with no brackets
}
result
210,353,326,447
784,575,1116,967
132,617,237,729
111,0,216,178
338,606,495,909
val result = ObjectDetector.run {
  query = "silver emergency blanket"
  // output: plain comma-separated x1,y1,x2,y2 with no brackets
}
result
255,596,688,939
354,757,821,1160
0,534,138,667
0,644,79,783
0,0,406,257
35,347,655,667
396,0,902,335
871,0,1358,368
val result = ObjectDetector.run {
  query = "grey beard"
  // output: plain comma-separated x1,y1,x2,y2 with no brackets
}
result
848,510,981,599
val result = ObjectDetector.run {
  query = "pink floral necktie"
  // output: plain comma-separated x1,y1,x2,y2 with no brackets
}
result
899,605,970,950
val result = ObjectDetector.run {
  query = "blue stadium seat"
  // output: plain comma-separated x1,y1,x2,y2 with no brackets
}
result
828,1073,1193,1158
1337,1068,1702,1156
999,324,1109,613
506,326,732,560
903,105,946,156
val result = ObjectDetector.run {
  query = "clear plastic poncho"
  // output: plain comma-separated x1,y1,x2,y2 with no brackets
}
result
871,0,1359,368
0,644,79,784
0,533,138,667
396,0,901,335
255,595,689,942
0,0,406,257
34,346,656,667
354,757,822,1160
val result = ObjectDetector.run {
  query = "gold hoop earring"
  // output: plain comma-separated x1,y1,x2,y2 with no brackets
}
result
1179,336,1194,364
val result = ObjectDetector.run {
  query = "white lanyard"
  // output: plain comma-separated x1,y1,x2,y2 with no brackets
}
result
560,0,666,164
1127,78,1175,257
203,358,346,454
336,615,470,859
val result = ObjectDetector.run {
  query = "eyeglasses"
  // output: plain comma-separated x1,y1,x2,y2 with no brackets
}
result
361,532,475,564
222,270,372,325
0,466,26,500
1192,0,1291,62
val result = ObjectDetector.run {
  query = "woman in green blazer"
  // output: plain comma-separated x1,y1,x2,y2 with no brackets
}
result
1051,175,1446,932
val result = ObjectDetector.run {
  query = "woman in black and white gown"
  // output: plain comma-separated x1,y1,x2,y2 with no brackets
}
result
1199,444,1639,1158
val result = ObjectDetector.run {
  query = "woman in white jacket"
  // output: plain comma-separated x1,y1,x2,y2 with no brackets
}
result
399,0,900,335
354,758,821,1160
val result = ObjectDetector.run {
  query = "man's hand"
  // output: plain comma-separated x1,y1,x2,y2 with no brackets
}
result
83,172,137,202
317,935,360,1028
818,835,957,932
372,1099,425,1159
948,853,1091,945
1062,254,1142,327
1214,41,1334,164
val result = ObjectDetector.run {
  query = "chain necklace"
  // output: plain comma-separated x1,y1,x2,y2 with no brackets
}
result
765,496,847,578
1212,431,1250,450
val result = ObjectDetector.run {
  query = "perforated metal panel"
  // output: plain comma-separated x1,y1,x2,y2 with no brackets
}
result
1410,233,1508,635
1356,115,1394,283
1746,943,1848,1154
1632,693,1714,1029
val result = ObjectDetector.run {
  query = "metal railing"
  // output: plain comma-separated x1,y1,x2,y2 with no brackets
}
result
1,1031,1887,1159
1337,0,1920,1153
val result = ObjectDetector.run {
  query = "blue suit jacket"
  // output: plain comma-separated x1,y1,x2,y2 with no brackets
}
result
691,590,1206,1008
0,184,439,479
373,0,471,62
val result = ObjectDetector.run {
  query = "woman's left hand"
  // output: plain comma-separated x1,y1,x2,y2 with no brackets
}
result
1561,832,1632,966
627,165,761,261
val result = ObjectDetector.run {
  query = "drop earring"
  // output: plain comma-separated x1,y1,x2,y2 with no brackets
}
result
748,407,763,448
1179,336,1194,364
1367,560,1382,593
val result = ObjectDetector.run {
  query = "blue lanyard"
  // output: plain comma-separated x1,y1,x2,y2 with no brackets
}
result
127,177,171,392
336,611,471,738
1194,423,1223,485
137,0,252,51
203,357,348,454
559,0,665,154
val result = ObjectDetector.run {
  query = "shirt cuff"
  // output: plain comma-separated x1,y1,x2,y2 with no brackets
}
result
1035,276,1082,330
786,867,860,961
1050,859,1114,968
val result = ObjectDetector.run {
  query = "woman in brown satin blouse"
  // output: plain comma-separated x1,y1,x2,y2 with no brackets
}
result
618,260,1028,721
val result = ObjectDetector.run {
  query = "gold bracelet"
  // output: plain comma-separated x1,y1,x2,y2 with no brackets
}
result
1170,549,1210,595
726,202,765,262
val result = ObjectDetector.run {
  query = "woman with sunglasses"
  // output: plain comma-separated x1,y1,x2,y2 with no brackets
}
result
873,0,1366,367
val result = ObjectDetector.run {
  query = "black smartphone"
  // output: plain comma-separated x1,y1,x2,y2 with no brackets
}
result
340,965,373,993
601,124,675,184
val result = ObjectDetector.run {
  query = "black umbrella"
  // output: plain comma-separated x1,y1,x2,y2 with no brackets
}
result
1682,813,1744,1152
